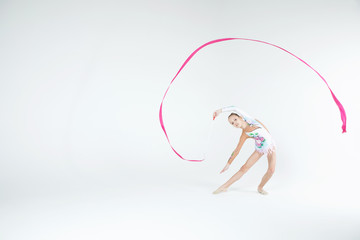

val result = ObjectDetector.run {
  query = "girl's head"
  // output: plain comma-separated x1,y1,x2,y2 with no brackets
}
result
228,113,246,128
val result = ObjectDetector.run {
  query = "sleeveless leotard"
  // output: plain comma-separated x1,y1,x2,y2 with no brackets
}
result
244,125,276,154
221,106,276,155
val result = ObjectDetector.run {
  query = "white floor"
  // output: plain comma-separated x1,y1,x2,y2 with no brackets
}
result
1,165,359,240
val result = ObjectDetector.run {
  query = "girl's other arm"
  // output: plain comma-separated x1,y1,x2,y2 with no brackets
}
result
255,118,270,133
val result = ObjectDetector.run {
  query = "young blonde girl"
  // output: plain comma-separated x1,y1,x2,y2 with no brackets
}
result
212,106,276,195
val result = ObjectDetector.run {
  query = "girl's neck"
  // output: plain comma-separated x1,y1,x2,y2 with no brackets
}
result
243,123,258,132
241,122,249,130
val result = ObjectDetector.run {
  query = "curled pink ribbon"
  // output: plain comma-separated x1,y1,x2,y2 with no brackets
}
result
159,38,347,162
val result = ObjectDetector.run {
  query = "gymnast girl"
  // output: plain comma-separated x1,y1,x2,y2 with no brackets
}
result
212,106,277,195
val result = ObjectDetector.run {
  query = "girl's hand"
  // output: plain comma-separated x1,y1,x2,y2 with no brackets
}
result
220,163,230,173
213,109,222,120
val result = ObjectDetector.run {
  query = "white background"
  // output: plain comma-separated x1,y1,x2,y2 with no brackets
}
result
1,0,360,239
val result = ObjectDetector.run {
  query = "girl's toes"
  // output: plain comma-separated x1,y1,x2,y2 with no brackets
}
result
257,188,268,195
213,188,227,194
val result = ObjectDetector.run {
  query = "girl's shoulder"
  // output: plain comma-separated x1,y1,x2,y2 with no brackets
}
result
241,130,251,138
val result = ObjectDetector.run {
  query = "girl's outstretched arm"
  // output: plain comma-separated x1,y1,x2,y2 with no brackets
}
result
213,106,243,120
228,132,248,164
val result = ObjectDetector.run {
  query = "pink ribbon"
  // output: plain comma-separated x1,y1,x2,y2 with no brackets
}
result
159,38,347,162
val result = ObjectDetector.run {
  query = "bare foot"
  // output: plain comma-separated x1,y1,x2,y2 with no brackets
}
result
213,187,228,194
257,187,268,195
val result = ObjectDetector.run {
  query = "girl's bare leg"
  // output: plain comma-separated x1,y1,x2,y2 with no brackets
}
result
257,150,276,195
213,150,263,194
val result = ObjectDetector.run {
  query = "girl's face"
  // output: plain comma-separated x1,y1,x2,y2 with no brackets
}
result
228,115,244,128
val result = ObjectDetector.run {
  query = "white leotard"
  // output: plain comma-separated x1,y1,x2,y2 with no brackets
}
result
221,106,276,154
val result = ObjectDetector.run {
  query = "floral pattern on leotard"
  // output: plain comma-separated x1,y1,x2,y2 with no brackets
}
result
248,132,266,148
